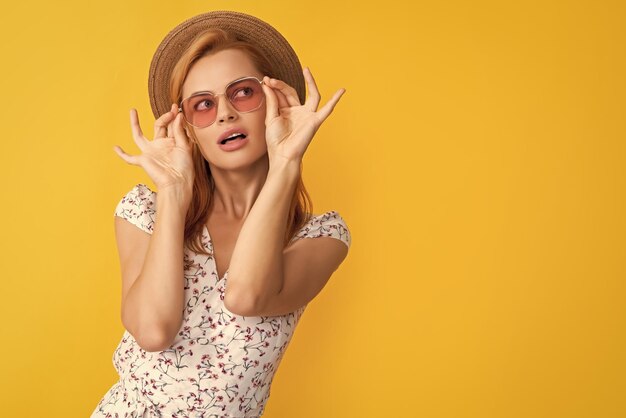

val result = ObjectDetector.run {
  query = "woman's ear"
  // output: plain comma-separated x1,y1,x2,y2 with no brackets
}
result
184,127,193,142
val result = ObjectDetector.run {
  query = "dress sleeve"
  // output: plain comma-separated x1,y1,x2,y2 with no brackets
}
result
113,183,157,234
293,210,351,249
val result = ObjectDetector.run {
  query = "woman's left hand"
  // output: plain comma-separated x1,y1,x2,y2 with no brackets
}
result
262,67,345,165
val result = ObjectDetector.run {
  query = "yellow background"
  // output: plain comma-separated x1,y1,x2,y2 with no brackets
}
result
0,0,624,417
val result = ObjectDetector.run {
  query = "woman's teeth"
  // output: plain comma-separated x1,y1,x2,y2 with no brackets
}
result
221,134,246,144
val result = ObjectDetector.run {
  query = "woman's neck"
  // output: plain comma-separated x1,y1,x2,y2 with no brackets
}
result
208,155,270,221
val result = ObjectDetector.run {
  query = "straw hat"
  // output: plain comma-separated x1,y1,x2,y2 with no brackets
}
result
148,10,306,119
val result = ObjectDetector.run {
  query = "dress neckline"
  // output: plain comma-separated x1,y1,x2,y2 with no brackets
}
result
202,224,229,281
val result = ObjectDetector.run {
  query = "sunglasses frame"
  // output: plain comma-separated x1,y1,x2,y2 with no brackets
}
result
178,76,266,128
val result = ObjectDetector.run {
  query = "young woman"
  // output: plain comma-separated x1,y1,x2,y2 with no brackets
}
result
91,10,351,418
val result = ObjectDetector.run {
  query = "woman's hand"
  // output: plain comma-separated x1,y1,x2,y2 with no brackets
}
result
262,67,345,165
113,104,195,197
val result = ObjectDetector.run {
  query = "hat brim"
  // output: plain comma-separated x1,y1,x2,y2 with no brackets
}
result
147,10,306,120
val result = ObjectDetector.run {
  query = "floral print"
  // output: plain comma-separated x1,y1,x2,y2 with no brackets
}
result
91,183,351,418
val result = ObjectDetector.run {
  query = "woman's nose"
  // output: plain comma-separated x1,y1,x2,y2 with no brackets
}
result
215,94,238,123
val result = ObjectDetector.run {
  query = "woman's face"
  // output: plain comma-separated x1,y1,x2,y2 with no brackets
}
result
181,48,268,170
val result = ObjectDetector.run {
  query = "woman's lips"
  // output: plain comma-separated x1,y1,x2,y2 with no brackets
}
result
218,135,249,151
217,127,249,144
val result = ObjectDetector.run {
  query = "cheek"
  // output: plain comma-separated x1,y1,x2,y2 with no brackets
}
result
189,125,220,145
255,103,267,128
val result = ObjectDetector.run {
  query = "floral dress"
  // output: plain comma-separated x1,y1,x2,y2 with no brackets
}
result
91,184,351,418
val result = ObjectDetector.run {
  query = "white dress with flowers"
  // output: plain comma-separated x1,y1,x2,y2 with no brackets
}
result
91,183,351,418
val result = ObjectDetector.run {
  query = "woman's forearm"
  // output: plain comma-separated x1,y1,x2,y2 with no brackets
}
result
225,158,301,314
122,188,188,351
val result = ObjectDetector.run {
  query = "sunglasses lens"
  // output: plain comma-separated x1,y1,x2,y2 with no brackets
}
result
226,78,265,112
181,78,265,128
182,94,217,128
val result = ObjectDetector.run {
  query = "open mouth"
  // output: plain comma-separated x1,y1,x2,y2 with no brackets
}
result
220,134,247,145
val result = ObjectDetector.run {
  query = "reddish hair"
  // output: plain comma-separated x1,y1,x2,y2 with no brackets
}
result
168,28,313,257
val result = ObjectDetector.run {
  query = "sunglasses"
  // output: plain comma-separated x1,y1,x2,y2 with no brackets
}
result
178,76,266,128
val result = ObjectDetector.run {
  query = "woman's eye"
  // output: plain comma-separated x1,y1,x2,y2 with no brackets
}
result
232,87,253,100
194,98,215,111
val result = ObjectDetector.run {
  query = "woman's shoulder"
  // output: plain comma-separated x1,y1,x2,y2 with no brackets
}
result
113,183,157,234
294,210,351,248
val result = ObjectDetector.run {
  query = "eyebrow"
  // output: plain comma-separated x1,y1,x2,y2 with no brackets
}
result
188,88,216,97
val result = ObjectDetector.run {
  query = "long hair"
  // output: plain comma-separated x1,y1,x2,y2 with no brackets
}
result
168,28,314,257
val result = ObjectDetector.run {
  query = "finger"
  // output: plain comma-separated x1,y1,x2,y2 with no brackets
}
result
303,67,321,111
273,87,290,109
167,104,177,138
316,88,346,123
154,103,178,139
262,76,279,121
112,145,140,166
129,108,149,151
172,111,192,149
267,78,300,107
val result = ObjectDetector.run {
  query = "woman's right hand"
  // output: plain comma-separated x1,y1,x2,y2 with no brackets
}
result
114,104,195,199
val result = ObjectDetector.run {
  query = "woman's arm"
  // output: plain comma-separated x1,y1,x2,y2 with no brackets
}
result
224,158,300,314
119,187,189,351
114,106,195,352
224,159,350,317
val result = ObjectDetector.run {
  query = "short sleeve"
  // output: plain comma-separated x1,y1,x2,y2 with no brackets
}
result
293,210,351,248
113,183,157,234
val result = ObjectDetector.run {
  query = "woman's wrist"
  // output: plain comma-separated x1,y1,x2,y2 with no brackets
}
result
268,156,301,180
157,183,192,216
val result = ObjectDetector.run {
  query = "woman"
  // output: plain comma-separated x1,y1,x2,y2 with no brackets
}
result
91,10,351,417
